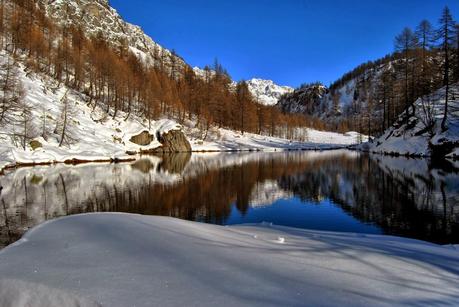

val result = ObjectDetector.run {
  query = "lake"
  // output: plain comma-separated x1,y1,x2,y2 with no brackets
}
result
0,150,458,248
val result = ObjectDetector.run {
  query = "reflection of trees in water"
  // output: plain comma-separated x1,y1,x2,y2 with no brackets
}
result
1,152,458,247
278,155,459,244
80,155,323,224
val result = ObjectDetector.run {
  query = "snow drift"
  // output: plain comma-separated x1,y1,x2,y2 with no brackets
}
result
0,213,458,307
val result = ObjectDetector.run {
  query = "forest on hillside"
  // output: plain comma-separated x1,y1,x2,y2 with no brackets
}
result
289,6,459,137
0,0,329,148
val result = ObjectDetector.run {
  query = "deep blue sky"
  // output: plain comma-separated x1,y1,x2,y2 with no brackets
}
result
110,0,459,88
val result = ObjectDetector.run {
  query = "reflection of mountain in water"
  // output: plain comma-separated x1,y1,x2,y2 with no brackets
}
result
0,151,458,248
249,180,293,209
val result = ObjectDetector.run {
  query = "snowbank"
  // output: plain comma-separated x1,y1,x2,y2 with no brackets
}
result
0,213,458,307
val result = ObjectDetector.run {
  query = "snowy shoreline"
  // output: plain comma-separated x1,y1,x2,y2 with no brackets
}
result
0,145,352,175
0,213,458,307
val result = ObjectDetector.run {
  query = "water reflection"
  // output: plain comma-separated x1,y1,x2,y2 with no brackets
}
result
0,151,458,247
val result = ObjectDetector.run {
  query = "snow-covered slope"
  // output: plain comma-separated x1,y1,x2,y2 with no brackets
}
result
0,213,458,307
366,84,459,158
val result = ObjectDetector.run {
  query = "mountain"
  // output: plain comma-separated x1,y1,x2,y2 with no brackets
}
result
40,0,186,72
193,67,293,106
279,65,389,118
246,79,293,106
41,0,293,106
278,83,328,114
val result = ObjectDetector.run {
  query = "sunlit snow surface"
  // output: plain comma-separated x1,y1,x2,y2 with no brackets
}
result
0,213,458,307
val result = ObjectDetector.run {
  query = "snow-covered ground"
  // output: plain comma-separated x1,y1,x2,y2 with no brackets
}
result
0,213,458,307
366,84,459,158
0,52,363,173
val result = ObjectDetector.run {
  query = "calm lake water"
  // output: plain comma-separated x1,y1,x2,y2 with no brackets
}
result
0,150,458,248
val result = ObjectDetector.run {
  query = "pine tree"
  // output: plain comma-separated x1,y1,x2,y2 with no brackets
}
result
437,6,455,131
0,56,24,124
415,20,435,96
394,27,417,121
55,90,77,147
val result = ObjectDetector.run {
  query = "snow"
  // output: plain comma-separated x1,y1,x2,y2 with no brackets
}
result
246,78,293,106
185,122,364,152
0,52,185,171
368,84,459,157
0,279,99,307
0,213,458,307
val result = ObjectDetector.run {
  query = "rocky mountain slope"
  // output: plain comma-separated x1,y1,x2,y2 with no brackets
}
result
278,62,390,121
278,83,328,114
41,0,186,72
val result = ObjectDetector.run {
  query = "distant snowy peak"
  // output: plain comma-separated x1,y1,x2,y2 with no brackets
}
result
40,0,186,72
193,67,293,106
246,79,294,106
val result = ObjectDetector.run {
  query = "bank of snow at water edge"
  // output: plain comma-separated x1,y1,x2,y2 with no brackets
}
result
0,214,458,307
365,84,459,158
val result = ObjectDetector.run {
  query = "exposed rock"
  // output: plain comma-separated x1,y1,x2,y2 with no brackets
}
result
129,131,154,146
155,130,192,153
29,140,42,151
129,129,191,153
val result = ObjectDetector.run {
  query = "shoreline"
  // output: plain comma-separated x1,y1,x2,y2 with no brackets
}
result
0,145,351,175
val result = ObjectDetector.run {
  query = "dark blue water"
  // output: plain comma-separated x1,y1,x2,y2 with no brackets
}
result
1,151,458,247
226,197,382,234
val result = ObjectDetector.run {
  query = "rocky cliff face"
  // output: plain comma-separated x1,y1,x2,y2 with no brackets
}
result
40,0,186,73
277,83,328,115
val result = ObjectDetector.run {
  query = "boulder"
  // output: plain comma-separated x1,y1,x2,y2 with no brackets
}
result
129,131,155,146
155,130,192,153
29,140,42,151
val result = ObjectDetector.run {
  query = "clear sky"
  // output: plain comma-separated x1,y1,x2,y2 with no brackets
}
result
110,0,459,88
